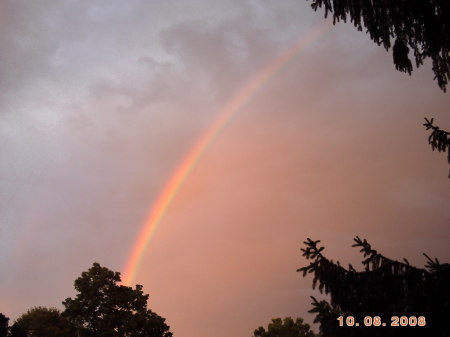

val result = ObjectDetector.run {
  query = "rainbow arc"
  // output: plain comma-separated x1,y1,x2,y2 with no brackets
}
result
122,22,331,286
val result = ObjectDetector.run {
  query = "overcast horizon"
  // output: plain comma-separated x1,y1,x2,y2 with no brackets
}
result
1,1,449,336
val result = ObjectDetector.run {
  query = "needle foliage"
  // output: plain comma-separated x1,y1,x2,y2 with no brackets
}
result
306,0,450,91
298,237,450,337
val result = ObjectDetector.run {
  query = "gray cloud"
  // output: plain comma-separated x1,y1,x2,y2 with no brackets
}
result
0,1,449,337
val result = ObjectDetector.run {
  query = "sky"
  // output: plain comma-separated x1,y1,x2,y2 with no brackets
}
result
0,1,449,336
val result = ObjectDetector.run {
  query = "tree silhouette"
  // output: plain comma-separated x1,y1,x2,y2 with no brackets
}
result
298,237,450,337
8,324,27,337
0,313,9,337
305,0,450,91
253,317,317,337
423,117,450,178
14,307,75,337
63,262,172,337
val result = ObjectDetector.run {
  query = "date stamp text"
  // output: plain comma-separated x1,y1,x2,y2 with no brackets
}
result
337,315,426,327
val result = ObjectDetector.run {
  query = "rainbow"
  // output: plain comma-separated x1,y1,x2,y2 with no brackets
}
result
122,22,331,286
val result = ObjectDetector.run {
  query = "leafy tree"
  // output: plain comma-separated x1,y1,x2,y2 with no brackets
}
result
62,262,172,337
298,237,450,337
0,313,9,337
8,324,27,337
305,0,450,91
13,307,75,337
423,117,450,178
253,317,317,337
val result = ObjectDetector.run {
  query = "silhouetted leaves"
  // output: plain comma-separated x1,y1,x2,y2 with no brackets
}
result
14,307,75,337
8,324,27,337
62,262,172,337
0,313,8,337
306,0,450,91
253,317,317,337
423,117,450,178
298,237,450,337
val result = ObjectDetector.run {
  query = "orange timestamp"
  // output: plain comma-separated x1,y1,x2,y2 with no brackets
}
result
337,315,426,327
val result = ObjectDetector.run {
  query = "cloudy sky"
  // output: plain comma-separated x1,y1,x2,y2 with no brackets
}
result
1,1,449,336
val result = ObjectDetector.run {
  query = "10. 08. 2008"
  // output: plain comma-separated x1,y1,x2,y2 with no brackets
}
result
337,315,426,327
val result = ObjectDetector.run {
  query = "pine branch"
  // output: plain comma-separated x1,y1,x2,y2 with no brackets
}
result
423,253,441,273
307,0,450,91
423,117,450,178
352,236,421,273
298,238,351,295
300,237,450,336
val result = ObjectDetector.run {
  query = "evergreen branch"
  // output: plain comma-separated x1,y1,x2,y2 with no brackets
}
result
352,236,422,273
423,117,450,152
423,117,450,178
423,253,441,273
300,237,450,336
307,0,450,91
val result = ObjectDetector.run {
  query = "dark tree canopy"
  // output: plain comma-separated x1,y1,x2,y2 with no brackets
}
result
62,262,172,337
8,324,27,337
14,307,75,337
0,313,9,337
306,0,450,91
253,317,317,337
298,237,450,337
